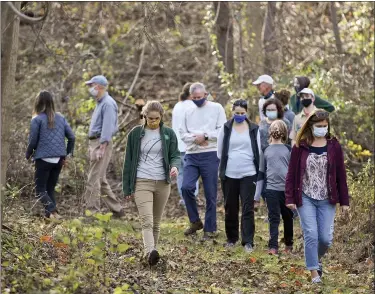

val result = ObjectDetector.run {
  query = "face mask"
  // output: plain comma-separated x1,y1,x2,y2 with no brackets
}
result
266,110,278,120
233,114,246,124
313,126,328,138
147,119,161,129
192,97,207,107
301,98,313,107
89,86,98,97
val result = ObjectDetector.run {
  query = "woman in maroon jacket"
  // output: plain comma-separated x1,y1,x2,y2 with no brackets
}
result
285,109,349,284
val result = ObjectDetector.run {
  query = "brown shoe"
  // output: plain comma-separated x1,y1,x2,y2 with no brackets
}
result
112,209,125,219
184,220,203,236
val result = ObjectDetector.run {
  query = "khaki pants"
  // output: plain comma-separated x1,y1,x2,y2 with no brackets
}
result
134,178,171,254
84,139,122,213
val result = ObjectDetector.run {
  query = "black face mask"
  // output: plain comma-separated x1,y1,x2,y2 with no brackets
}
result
301,98,313,108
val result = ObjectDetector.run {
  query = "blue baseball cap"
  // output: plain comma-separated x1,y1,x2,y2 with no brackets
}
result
85,75,108,86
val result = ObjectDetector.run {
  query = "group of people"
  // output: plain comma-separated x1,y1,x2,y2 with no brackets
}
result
26,73,349,284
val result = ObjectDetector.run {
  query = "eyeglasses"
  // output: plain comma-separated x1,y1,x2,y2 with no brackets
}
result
314,111,329,119
233,100,248,107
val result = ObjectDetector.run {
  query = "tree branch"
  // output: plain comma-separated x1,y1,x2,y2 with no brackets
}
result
6,1,49,23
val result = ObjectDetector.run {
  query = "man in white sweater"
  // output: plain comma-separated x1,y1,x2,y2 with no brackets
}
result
172,83,199,206
179,82,227,239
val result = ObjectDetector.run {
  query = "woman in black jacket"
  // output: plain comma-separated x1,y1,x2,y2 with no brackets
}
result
217,99,263,253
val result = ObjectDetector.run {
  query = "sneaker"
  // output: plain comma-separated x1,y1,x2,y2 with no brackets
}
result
184,220,203,236
112,209,125,219
268,248,278,255
244,243,254,253
201,232,217,242
311,276,322,284
148,249,160,266
49,212,62,220
317,262,323,277
224,242,236,248
284,246,293,253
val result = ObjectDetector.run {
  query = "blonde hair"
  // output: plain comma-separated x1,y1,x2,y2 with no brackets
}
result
295,109,331,147
141,100,165,118
268,120,288,144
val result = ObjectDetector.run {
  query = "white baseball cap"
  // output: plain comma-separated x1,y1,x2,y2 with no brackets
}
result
298,88,315,97
252,75,274,85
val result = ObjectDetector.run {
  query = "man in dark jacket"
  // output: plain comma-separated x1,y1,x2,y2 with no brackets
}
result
290,76,335,114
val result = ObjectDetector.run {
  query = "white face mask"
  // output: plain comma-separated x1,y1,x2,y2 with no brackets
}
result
313,126,328,137
89,86,98,97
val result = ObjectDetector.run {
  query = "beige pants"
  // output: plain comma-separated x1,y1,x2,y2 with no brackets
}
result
83,139,122,213
134,178,171,254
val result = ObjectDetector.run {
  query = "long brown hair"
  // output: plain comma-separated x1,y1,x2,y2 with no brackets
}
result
179,83,192,101
33,90,55,128
295,109,331,147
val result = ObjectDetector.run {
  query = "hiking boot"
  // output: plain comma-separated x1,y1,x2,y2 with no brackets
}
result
244,243,254,253
184,220,203,236
268,248,278,255
317,262,323,277
284,245,293,254
112,209,125,219
148,249,160,266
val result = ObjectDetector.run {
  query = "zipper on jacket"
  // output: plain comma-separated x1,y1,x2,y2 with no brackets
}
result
131,128,143,193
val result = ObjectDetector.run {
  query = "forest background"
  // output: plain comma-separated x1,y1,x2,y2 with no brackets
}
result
1,2,374,293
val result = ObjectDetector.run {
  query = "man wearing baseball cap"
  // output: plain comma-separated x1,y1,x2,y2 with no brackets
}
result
83,75,124,217
289,88,317,146
252,74,275,122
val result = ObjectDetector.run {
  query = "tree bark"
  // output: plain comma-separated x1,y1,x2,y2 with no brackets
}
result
247,2,265,75
262,2,277,75
1,2,21,217
213,2,234,74
330,2,343,54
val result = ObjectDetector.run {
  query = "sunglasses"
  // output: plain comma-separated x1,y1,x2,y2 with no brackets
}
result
314,111,329,119
233,100,248,107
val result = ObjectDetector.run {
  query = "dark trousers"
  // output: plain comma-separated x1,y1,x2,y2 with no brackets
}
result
181,152,219,232
264,189,294,249
35,159,63,217
222,175,257,246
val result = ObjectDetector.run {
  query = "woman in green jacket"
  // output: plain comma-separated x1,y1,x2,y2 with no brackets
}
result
290,76,335,114
122,101,180,266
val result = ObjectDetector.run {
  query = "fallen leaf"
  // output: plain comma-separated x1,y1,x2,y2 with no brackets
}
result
249,257,257,263
40,235,53,243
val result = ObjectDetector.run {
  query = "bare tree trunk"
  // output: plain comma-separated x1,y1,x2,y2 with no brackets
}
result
213,2,234,74
237,12,244,89
1,2,21,217
262,2,277,75
247,2,265,76
330,2,343,54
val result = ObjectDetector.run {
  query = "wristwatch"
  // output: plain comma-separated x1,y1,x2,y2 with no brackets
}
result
204,133,209,141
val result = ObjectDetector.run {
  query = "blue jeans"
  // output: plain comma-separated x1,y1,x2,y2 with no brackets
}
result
177,152,199,201
297,194,336,270
182,152,220,232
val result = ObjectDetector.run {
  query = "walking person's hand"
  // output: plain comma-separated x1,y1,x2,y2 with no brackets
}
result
341,205,350,215
96,143,107,161
170,167,178,178
286,204,296,211
125,194,134,201
194,134,205,144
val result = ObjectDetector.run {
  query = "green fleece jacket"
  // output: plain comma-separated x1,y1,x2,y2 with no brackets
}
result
122,123,180,196
289,93,335,114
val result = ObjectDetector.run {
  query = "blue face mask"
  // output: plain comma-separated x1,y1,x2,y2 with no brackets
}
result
266,110,278,120
233,114,246,123
193,97,207,107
